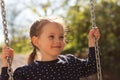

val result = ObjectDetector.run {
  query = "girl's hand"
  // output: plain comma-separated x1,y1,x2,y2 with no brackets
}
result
1,46,14,67
88,27,100,47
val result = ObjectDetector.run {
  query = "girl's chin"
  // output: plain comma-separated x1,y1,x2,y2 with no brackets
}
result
51,52,61,56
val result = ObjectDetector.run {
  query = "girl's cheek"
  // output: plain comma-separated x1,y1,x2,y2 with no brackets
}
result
62,42,66,48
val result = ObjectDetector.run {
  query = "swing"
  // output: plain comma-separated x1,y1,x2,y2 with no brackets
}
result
0,0,102,80
89,0,102,80
0,0,14,80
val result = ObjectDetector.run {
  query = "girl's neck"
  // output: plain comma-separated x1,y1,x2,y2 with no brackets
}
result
41,56,58,61
36,52,58,61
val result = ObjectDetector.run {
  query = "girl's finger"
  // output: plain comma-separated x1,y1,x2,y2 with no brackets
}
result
2,46,14,57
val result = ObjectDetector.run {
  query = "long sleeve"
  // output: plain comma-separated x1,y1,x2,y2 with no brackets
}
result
65,47,97,77
78,47,97,77
1,67,25,80
1,67,9,80
0,75,1,80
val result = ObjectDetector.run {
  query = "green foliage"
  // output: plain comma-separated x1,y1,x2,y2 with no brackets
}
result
99,1,120,75
64,3,91,53
10,36,32,54
64,0,120,75
0,46,2,54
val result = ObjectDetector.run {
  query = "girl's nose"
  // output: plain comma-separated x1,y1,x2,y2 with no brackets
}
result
54,38,60,43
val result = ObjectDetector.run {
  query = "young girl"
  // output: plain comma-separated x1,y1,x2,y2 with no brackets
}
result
1,18,100,80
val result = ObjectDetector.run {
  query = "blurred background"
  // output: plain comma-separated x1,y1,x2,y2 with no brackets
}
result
0,0,120,80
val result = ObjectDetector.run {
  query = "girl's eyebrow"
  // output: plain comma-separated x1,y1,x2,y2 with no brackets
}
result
49,33,55,34
49,33,64,35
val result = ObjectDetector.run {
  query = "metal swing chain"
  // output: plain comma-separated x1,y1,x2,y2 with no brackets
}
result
0,0,14,80
89,0,102,80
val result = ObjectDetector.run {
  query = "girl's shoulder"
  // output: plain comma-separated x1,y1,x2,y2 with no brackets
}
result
58,54,77,64
58,54,88,64
59,54,76,59
14,62,37,74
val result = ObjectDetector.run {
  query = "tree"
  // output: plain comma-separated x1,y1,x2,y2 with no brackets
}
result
65,0,120,78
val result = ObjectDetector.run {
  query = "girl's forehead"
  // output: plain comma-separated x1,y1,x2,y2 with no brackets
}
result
42,22,64,31
39,23,64,35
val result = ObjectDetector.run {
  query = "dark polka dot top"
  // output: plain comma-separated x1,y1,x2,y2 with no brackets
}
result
1,47,97,80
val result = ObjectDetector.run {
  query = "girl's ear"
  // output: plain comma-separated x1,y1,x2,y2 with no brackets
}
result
31,36,39,47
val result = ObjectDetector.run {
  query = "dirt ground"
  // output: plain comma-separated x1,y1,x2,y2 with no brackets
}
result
0,54,119,80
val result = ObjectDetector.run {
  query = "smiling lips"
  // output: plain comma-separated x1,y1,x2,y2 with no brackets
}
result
52,46,61,48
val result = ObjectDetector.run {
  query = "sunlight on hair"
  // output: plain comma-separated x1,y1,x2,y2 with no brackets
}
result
35,16,67,30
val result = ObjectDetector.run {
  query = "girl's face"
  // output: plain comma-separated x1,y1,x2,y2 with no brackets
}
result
34,22,65,59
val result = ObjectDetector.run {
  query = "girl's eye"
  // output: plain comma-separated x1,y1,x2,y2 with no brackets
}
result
59,36,64,40
49,35,54,39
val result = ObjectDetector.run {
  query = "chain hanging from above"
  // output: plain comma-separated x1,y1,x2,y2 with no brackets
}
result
89,0,102,80
0,0,9,46
0,0,14,80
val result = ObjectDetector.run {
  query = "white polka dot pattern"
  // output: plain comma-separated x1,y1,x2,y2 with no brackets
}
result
1,47,97,80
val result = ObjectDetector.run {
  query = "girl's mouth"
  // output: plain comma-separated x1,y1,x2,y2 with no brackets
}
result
52,46,61,48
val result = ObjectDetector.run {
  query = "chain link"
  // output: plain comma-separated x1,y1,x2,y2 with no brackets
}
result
90,0,96,28
89,0,102,80
0,0,14,80
0,0,9,46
